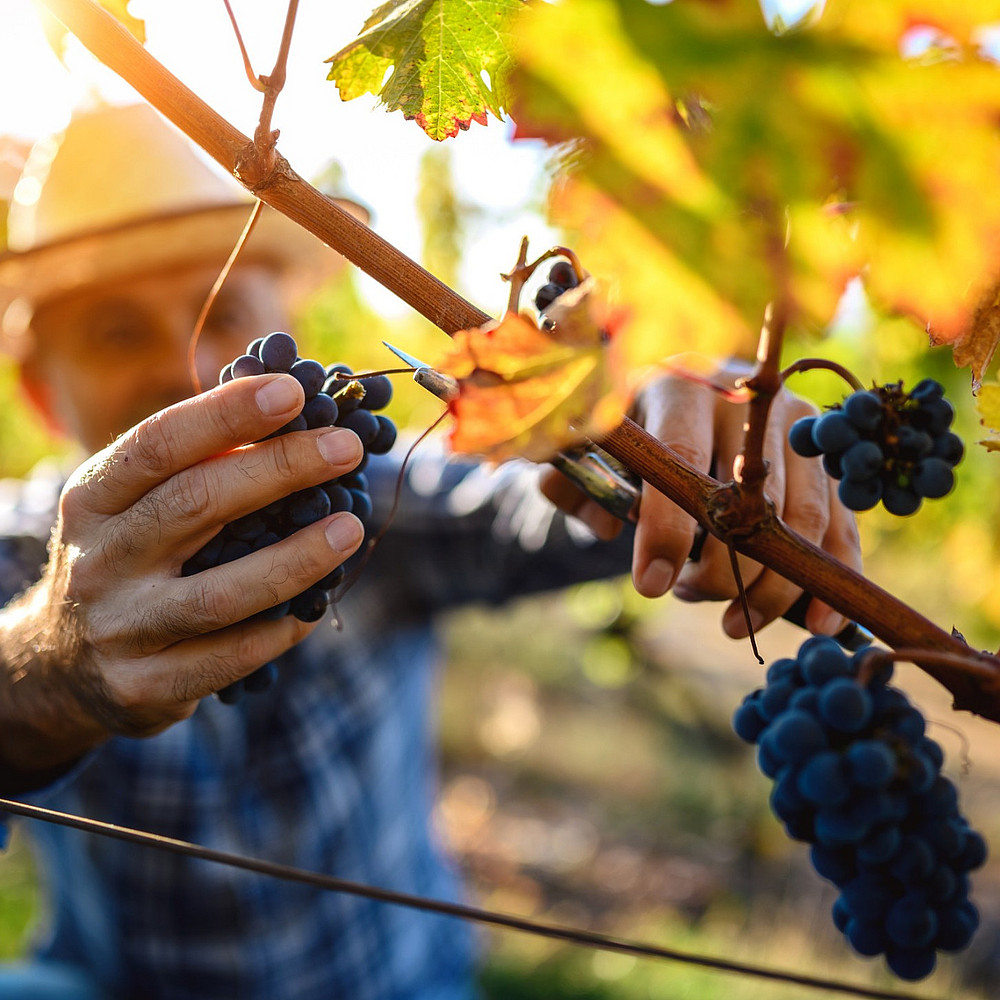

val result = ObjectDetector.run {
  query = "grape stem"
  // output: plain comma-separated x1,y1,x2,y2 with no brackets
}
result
500,240,584,315
39,0,1000,724
781,358,866,394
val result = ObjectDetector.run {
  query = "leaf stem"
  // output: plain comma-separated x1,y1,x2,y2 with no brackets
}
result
221,0,266,92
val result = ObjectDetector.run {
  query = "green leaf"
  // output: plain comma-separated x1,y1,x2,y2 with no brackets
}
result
326,0,523,141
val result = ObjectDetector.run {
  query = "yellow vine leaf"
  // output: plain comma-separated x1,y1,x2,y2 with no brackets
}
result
432,280,627,462
976,381,1000,450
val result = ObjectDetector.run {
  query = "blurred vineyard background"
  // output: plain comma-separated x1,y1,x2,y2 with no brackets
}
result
2,141,1000,998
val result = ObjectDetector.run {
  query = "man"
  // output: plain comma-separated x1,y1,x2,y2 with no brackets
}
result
0,104,860,999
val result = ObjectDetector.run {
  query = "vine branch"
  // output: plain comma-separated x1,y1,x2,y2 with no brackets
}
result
37,0,1000,723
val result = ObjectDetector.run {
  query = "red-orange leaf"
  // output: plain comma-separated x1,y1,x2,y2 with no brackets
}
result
433,281,627,462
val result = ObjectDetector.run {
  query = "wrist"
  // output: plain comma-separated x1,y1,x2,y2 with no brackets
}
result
0,580,109,793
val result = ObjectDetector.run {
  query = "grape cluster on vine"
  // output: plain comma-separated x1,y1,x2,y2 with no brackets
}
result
733,637,986,980
788,379,963,516
182,331,397,702
533,259,579,313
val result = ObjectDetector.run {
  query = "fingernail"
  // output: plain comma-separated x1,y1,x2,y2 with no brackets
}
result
325,514,363,553
255,376,300,416
638,558,676,597
317,428,362,465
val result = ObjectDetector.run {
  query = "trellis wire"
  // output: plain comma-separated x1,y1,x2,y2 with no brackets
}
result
0,797,946,1000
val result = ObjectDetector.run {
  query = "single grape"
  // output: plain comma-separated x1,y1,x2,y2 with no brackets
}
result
232,354,265,378
841,441,884,482
289,358,326,399
838,477,882,512
843,391,883,431
912,458,954,499
534,282,564,312
259,331,298,372
812,412,860,453
548,260,578,288
357,374,393,411
789,416,823,457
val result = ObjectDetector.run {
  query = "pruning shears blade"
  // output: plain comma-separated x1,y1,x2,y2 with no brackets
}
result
382,340,459,402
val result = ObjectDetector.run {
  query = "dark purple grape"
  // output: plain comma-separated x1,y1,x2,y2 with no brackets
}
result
232,354,266,378
838,477,882,512
289,586,329,623
303,392,339,428
548,260,578,288
932,431,964,466
369,415,397,455
287,487,332,529
348,489,373,521
912,458,954,499
339,409,380,447
289,359,326,399
259,331,298,372
883,483,921,517
812,412,859,453
841,441,884,482
357,374,393,411
534,282,564,312
843,391,883,431
789,416,823,457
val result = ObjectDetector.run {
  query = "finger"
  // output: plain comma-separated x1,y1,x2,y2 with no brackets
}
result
632,380,715,597
538,468,624,541
67,375,305,518
671,395,764,601
804,479,863,636
720,433,834,637
119,512,364,655
102,614,323,736
102,426,363,568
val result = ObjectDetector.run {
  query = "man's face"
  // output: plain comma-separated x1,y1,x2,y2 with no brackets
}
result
25,262,291,454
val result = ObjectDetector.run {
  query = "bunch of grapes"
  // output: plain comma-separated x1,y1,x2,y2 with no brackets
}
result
733,636,986,980
182,331,397,702
534,259,580,313
788,379,963,516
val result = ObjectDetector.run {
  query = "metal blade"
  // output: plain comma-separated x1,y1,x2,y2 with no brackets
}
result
382,341,431,370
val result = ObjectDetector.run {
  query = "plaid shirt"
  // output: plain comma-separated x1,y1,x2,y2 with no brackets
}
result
0,451,631,1000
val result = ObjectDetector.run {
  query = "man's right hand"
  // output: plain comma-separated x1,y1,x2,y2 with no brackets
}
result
0,374,364,790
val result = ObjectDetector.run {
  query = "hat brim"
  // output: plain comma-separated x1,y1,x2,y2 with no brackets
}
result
0,196,369,327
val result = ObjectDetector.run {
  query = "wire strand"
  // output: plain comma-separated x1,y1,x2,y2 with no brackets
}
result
0,797,945,1000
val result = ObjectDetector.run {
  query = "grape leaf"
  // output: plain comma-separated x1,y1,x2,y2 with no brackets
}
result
432,280,627,461
509,0,1000,383
976,381,1000,449
325,0,522,141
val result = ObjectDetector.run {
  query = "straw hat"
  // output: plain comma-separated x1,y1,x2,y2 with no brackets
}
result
0,103,368,345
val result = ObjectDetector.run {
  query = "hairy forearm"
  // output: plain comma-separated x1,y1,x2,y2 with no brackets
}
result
0,581,108,794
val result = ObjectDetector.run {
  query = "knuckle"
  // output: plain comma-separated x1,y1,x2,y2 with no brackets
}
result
787,495,830,538
164,466,214,524
266,432,301,482
667,439,712,474
126,413,178,477
191,575,237,629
